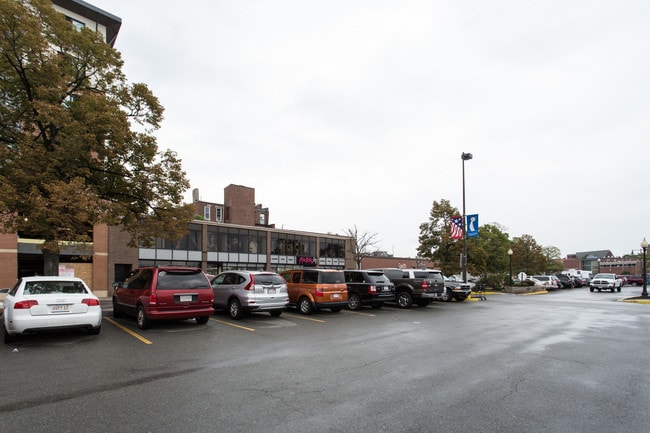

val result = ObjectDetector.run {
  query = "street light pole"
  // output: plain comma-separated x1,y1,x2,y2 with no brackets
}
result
461,152,473,283
508,248,513,286
642,238,648,297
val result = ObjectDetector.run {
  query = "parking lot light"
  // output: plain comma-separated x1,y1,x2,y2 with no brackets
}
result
461,152,473,283
642,238,648,297
508,249,513,286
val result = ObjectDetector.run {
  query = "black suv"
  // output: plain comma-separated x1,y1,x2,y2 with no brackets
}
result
344,270,395,310
113,266,214,329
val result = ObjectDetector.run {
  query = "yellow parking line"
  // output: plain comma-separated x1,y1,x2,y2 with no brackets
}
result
104,317,153,345
210,318,256,331
282,313,326,323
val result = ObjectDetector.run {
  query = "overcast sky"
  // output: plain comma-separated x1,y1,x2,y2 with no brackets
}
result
91,0,650,258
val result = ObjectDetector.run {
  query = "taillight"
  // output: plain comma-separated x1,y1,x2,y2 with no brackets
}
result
315,288,323,297
82,298,100,306
149,293,158,305
14,299,39,309
368,285,377,294
244,274,255,291
421,281,429,289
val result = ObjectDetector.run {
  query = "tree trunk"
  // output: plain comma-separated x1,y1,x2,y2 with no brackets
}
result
42,248,60,276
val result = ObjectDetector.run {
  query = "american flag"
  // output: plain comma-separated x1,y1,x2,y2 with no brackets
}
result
450,216,463,239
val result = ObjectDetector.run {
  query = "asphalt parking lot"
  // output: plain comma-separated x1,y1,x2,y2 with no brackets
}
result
2,285,649,433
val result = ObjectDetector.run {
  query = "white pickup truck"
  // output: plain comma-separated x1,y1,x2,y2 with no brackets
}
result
589,273,622,292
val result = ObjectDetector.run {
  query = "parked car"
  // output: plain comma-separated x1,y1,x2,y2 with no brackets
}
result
369,268,445,308
112,266,214,329
211,271,289,319
531,275,559,290
3,276,102,344
279,269,348,315
0,287,9,314
589,273,622,292
625,275,645,286
343,270,395,310
442,276,472,301
554,273,574,289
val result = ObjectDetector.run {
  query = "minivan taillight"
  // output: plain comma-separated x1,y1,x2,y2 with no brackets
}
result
315,288,323,297
14,299,39,309
149,293,158,305
82,298,100,306
244,274,255,290
368,285,377,294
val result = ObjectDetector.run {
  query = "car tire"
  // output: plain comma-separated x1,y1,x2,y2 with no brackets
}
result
347,294,362,310
617,287,622,292
195,316,209,325
298,296,313,315
87,325,101,335
454,296,467,302
136,305,151,330
442,290,453,302
3,323,16,344
590,287,594,292
396,292,412,309
371,303,383,310
112,297,123,319
228,298,244,320
416,299,430,307
269,309,283,317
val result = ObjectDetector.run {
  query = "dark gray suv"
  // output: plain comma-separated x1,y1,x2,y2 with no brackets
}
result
343,270,395,310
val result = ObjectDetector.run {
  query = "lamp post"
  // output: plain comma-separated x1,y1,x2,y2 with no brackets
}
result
461,152,473,283
508,248,513,286
642,238,648,297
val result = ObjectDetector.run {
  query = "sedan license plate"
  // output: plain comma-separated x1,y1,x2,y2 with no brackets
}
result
332,293,340,299
51,304,69,312
180,295,192,302
267,288,276,294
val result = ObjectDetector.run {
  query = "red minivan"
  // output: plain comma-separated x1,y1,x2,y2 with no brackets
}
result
112,266,214,329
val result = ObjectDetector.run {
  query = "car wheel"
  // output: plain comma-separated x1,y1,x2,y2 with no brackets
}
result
416,299,430,307
396,292,412,308
590,287,594,292
228,298,244,320
371,303,383,310
617,287,622,292
195,316,209,325
269,309,283,317
136,305,151,330
442,290,453,302
454,296,467,302
87,325,101,335
347,294,362,310
330,307,342,313
3,323,16,344
298,297,313,315
112,297,123,319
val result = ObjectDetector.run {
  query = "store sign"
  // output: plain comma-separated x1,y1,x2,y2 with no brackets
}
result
297,256,317,267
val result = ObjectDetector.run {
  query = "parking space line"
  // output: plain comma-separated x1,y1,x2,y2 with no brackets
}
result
342,310,376,317
104,317,153,345
282,313,326,323
210,318,256,332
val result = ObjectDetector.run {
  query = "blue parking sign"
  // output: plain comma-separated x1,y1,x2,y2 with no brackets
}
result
466,214,479,238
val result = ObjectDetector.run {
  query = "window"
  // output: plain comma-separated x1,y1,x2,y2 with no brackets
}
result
215,208,222,222
66,16,85,31
204,205,210,220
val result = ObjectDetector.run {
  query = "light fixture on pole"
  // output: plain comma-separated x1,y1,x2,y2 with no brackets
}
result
508,248,513,286
641,238,648,297
461,152,473,283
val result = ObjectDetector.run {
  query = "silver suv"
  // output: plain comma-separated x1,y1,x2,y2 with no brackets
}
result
210,271,289,319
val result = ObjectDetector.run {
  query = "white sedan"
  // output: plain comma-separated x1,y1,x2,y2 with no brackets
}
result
3,276,102,344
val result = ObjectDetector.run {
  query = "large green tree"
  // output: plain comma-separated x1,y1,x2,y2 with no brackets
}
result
510,235,547,275
0,0,193,275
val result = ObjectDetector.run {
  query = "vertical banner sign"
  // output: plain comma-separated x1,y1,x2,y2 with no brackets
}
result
450,216,463,239
466,214,479,238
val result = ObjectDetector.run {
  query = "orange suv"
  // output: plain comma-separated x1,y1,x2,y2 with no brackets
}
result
279,269,348,315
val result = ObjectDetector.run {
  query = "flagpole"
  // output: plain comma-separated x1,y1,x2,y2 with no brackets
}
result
461,152,473,283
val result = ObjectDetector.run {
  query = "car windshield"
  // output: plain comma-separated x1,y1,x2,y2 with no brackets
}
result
254,274,285,285
366,272,390,284
23,281,87,295
594,274,614,279
426,271,444,282
156,271,210,290
321,272,345,284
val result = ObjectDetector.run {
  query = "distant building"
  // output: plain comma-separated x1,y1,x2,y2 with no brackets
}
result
563,250,645,275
